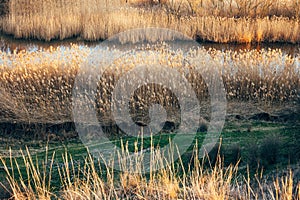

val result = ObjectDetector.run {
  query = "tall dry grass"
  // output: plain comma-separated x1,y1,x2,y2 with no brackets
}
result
180,0,300,18
0,0,300,43
0,45,86,123
0,147,55,199
0,143,299,199
0,44,299,124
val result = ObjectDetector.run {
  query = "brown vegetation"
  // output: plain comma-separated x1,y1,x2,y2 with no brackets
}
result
0,0,300,42
182,0,300,18
0,44,299,124
0,144,299,199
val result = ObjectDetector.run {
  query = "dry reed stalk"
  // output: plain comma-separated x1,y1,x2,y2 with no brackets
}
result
0,147,55,199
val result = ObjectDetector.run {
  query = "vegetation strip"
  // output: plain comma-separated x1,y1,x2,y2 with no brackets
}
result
1,0,300,43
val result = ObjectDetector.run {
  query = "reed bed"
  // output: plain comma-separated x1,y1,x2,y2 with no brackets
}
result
171,0,300,18
0,143,299,199
0,44,299,125
1,0,300,43
0,45,86,123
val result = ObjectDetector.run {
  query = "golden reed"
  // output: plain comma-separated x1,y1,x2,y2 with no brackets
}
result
0,0,300,43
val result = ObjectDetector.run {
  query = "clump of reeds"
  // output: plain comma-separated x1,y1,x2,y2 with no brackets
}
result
0,45,88,123
0,147,55,199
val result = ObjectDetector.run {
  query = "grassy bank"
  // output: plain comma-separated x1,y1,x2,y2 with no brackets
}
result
0,0,300,43
0,139,299,199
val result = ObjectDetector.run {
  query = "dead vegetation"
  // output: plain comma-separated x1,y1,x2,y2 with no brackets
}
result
0,143,299,199
0,44,299,124
0,0,300,43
